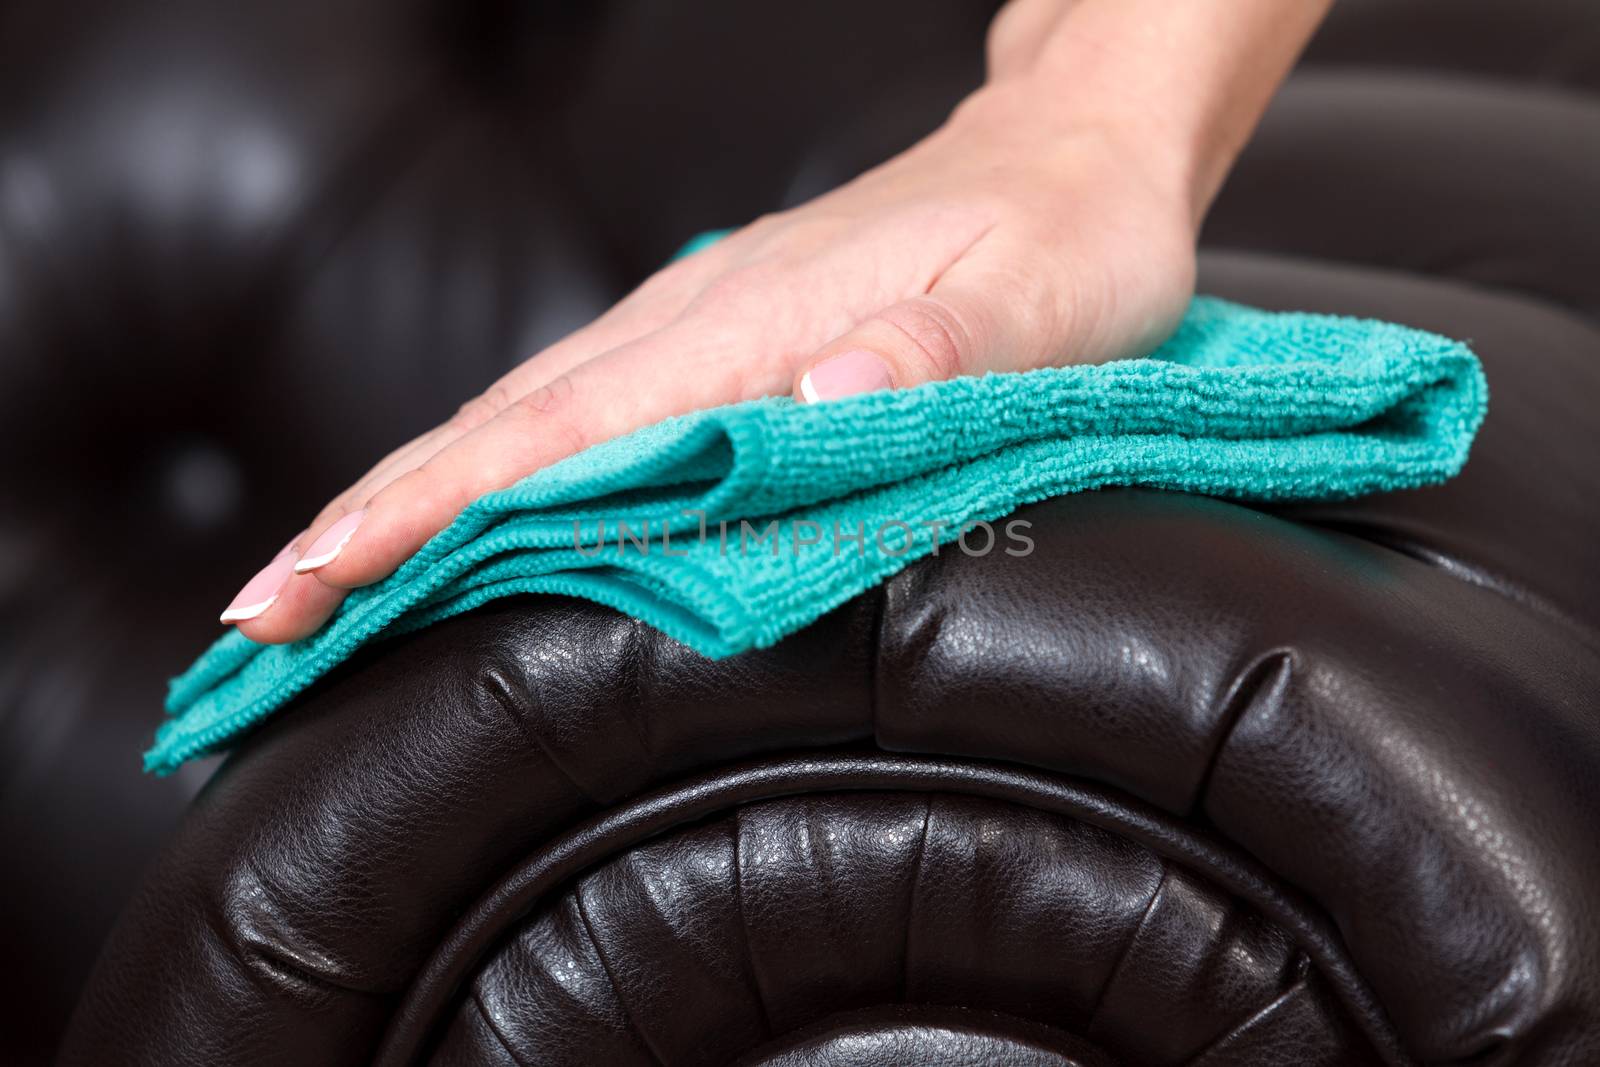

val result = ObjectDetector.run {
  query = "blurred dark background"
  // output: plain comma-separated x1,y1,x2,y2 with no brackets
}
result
1,0,1596,1062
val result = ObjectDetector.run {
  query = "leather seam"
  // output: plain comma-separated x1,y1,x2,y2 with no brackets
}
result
220,857,391,1000
233,935,389,1001
481,663,600,806
572,886,666,1067
1190,649,1294,817
1181,975,1313,1067
898,793,934,1001
469,986,536,1067
1084,860,1171,1033
375,754,1411,1067
730,807,776,1040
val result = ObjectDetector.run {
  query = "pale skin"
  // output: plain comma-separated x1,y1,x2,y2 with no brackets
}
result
223,0,1335,640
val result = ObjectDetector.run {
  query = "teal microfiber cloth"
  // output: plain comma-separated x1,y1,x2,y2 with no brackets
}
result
147,295,1487,774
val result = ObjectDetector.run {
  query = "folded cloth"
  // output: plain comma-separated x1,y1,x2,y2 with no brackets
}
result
147,296,1487,774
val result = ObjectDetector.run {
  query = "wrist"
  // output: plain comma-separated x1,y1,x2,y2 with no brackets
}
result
944,79,1210,231
969,0,1332,226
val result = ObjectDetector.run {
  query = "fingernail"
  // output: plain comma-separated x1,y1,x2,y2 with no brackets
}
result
799,350,893,403
220,543,300,624
294,510,366,574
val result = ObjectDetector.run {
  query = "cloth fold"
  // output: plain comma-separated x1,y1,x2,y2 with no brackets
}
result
148,296,1486,774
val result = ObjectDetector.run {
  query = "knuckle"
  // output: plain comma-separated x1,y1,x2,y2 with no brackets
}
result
509,377,588,455
303,493,370,546
996,264,1072,361
379,463,479,517
513,375,574,419
373,466,446,513
448,384,515,434
984,0,1033,74
309,502,355,536
630,263,685,300
880,297,976,381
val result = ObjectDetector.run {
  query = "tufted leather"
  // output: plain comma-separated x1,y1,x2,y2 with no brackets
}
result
5,0,1598,1064
418,779,1368,1066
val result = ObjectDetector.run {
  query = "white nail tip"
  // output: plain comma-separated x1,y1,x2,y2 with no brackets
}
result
219,594,279,624
293,527,357,573
799,372,820,405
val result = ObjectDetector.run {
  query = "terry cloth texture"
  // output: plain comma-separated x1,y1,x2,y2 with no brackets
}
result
148,296,1487,773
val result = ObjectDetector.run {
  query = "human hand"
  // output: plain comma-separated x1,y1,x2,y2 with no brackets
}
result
221,0,1329,641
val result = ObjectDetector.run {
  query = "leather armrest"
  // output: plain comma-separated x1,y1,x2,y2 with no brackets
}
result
61,254,1600,1065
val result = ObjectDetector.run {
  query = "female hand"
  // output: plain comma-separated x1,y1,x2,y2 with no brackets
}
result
222,0,1331,641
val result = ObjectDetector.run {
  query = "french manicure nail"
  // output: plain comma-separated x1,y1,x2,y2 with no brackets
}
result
294,510,367,574
220,543,300,624
799,349,893,403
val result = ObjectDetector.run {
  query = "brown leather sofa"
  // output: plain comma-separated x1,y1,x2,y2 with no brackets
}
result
5,1,1597,1064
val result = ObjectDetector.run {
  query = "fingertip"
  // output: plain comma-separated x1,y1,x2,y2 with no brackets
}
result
219,594,279,626
219,541,299,628
795,349,894,403
293,509,366,574
310,462,488,589
234,572,345,644
302,498,422,591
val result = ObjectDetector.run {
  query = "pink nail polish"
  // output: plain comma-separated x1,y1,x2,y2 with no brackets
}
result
294,510,366,574
220,543,300,624
799,349,893,402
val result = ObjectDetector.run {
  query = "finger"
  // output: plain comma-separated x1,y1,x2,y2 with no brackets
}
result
233,561,348,644
267,258,725,590
790,239,1064,402
262,317,778,641
219,231,755,640
295,311,662,544
791,293,989,402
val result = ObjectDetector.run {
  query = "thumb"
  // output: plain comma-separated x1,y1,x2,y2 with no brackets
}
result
795,290,1001,403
